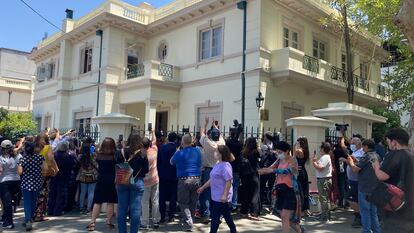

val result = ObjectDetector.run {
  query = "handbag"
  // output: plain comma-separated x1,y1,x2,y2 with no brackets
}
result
367,153,407,212
115,149,141,186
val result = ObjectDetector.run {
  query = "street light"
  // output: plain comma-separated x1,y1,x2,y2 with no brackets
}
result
237,0,247,129
256,92,264,110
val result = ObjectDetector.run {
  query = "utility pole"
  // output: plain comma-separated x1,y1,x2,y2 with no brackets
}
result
96,29,103,116
237,0,247,128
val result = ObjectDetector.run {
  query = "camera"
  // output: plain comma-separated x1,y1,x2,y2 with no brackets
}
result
335,123,349,132
182,128,190,134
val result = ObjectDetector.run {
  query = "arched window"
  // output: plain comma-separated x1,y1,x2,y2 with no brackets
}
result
158,41,168,61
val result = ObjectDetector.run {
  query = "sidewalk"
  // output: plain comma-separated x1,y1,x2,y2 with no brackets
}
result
7,208,359,233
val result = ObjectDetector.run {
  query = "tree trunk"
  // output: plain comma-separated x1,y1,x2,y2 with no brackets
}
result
394,0,414,149
342,4,354,104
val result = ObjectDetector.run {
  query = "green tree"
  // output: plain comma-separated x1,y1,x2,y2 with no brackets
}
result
0,111,37,142
371,105,402,138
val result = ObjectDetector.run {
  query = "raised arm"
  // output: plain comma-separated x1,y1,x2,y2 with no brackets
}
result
200,117,209,136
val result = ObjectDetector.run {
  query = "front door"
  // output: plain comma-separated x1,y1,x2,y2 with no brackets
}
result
156,111,168,133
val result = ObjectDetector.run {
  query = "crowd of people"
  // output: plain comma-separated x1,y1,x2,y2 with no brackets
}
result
0,120,413,233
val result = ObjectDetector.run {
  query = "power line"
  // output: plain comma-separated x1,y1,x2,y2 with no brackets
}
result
19,0,65,34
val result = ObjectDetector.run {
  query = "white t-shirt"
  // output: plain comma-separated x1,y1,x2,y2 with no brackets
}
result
316,154,332,178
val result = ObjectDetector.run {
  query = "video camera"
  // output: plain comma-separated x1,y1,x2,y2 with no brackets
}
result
230,119,243,139
335,123,349,132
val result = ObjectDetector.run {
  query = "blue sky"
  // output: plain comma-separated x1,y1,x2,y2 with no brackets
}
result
0,0,174,52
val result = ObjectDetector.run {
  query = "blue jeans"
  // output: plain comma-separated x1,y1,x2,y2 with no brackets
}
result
22,189,39,222
358,191,381,233
210,200,237,233
79,183,96,210
231,173,240,210
116,178,144,233
200,168,212,217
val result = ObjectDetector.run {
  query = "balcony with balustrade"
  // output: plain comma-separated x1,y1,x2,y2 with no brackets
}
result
124,61,179,82
270,47,389,101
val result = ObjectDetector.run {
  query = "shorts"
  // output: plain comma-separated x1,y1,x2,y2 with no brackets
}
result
275,184,297,211
347,180,358,202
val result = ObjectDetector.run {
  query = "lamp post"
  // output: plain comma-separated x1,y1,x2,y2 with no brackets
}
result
237,0,247,129
96,29,103,116
256,92,264,110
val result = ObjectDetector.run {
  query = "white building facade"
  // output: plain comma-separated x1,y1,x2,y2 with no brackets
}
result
30,0,389,133
0,48,35,113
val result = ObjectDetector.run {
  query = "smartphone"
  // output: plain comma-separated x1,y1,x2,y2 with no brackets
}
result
118,134,123,142
214,120,218,126
148,123,153,131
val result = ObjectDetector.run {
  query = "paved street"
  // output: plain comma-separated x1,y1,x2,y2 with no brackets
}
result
7,207,360,233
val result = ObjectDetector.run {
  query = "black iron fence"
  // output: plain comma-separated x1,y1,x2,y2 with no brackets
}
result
58,125,100,142
130,125,294,145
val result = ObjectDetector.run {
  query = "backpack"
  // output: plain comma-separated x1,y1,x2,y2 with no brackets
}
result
115,149,141,186
79,159,98,183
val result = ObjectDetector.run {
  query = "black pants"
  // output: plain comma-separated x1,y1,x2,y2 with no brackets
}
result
240,174,260,216
297,169,309,211
0,181,20,225
337,172,347,207
210,200,237,233
159,179,178,220
260,174,275,205
47,178,68,216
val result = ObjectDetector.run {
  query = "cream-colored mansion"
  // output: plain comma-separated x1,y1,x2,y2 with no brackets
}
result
30,0,389,133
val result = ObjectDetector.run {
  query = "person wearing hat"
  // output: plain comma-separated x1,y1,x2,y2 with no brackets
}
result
259,141,305,233
198,118,225,222
0,140,22,229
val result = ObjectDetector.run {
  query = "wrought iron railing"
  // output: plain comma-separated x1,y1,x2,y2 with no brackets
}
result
58,126,100,143
158,63,174,79
330,66,346,82
303,55,319,73
353,75,369,91
377,84,386,96
126,63,145,80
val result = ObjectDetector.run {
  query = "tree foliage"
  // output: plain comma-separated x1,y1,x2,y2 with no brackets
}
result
371,105,402,138
0,108,37,142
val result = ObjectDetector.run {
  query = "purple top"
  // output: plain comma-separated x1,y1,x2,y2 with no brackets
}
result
210,161,233,203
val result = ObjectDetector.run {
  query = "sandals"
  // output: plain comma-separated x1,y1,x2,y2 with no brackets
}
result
86,222,96,231
106,222,115,230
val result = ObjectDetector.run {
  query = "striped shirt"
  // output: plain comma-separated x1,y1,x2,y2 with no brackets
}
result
143,145,159,187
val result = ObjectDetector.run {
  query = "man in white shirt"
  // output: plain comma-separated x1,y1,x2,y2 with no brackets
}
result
312,142,333,222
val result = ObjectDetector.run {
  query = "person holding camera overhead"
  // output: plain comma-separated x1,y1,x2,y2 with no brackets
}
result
140,127,161,229
199,118,225,223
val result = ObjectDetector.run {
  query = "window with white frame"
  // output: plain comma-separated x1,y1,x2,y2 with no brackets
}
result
47,62,55,79
313,39,327,61
360,62,369,79
283,27,299,49
199,25,223,61
80,46,93,74
158,41,168,61
36,64,46,82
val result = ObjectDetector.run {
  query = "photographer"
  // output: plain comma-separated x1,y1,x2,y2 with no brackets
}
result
199,118,225,222
225,127,243,212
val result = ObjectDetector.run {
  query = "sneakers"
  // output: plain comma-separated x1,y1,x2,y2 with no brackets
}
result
139,224,149,230
2,223,14,229
25,221,32,231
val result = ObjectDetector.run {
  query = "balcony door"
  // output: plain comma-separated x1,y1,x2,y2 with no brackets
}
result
126,43,143,79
